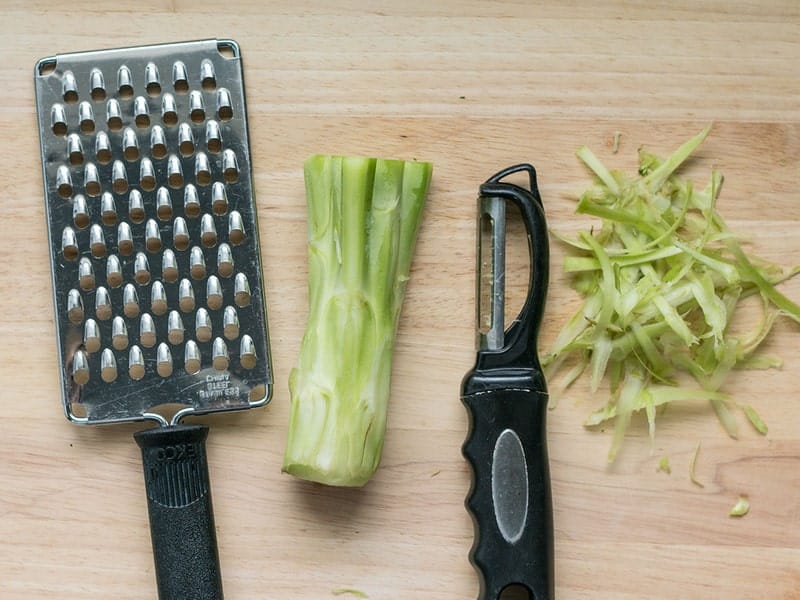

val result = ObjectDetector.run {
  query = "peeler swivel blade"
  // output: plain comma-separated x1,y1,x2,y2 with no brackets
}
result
461,164,554,600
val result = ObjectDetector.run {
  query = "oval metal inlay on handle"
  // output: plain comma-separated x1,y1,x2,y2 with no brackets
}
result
491,428,529,544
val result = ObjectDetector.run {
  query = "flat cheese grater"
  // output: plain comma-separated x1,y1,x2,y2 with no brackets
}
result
34,39,272,600
461,165,554,600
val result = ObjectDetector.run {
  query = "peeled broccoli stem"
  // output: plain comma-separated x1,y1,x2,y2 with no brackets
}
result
282,155,432,486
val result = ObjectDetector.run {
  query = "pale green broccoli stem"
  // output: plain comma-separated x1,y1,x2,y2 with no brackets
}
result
283,155,432,486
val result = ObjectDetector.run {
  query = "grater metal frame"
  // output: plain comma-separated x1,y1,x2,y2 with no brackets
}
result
34,39,272,426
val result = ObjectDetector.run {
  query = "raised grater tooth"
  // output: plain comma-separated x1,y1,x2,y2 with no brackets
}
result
78,101,95,133
100,192,117,226
144,219,161,253
161,93,178,126
178,278,195,312
184,184,201,218
122,283,140,318
139,313,157,347
189,246,206,279
195,152,212,185
140,158,156,192
150,125,167,159
178,123,195,156
150,281,168,316
172,60,189,94
206,275,223,310
111,316,128,350
67,133,84,165
106,255,123,288
128,190,145,224
212,337,229,371
78,257,95,290
205,120,222,153
216,87,233,121
122,127,139,161
156,186,173,220
84,162,101,196
50,103,67,136
62,70,78,103
217,243,234,277
89,223,106,257
100,348,118,383
195,308,212,342
128,345,145,380
112,160,128,194
200,213,217,247
106,98,123,131
156,342,173,377
134,96,150,128
116,64,133,99
189,90,205,123
117,222,134,256
160,251,178,284
211,181,228,215
200,58,216,90
72,194,90,229
61,226,78,260
144,62,161,96
94,286,112,321
223,305,239,340
134,252,151,284
95,132,112,164
83,318,101,353
166,154,183,188
89,68,106,101
36,41,273,599
222,148,239,183
167,310,185,345
184,340,202,374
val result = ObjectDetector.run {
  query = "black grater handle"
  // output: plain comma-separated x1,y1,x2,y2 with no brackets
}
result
135,424,224,600
462,387,553,600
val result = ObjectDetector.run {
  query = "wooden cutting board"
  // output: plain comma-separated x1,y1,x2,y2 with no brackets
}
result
1,2,798,599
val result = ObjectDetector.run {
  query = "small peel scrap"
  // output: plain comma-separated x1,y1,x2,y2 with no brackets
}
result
542,125,800,462
332,589,369,598
729,495,750,517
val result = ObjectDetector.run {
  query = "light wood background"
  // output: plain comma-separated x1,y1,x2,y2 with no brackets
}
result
1,2,798,599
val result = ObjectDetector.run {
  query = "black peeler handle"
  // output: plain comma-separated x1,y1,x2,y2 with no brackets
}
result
135,424,224,600
462,164,553,599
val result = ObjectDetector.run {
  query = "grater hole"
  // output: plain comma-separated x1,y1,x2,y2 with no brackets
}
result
146,238,162,253
135,114,150,128
62,226,79,260
118,65,134,100
168,311,184,345
95,287,112,321
86,181,101,197
240,335,257,369
207,138,221,154
157,343,173,377
206,276,223,310
200,214,217,248
112,317,128,350
195,308,212,342
67,134,83,165
174,79,189,94
184,185,201,218
119,86,133,100
190,246,206,279
184,340,202,374
84,319,101,354
52,121,68,137
168,172,183,189
124,146,139,162
197,170,211,186
106,255,123,288
205,120,222,153
140,314,157,347
152,143,167,160
179,139,195,157
234,273,251,307
151,281,168,315
216,88,233,121
223,306,239,339
173,217,190,251
90,224,106,258
63,90,78,105
73,202,90,229
212,337,229,371
191,109,205,124
91,87,106,102
101,192,117,226
108,116,123,132
229,211,245,245
78,257,95,290
134,252,151,285
72,353,90,386
58,184,73,198
96,133,112,164
129,346,145,380
67,289,84,324
162,94,178,126
100,349,118,382
201,59,216,91
161,250,179,284
147,82,161,97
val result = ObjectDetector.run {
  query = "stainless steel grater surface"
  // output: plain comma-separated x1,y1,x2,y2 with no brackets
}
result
34,39,272,426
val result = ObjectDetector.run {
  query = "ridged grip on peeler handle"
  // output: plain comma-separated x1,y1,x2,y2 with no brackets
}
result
134,424,223,600
462,388,553,600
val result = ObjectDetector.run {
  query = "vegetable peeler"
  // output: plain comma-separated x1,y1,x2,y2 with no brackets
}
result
34,39,272,599
462,164,554,599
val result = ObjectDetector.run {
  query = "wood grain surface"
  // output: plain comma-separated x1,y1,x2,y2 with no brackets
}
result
1,2,798,599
